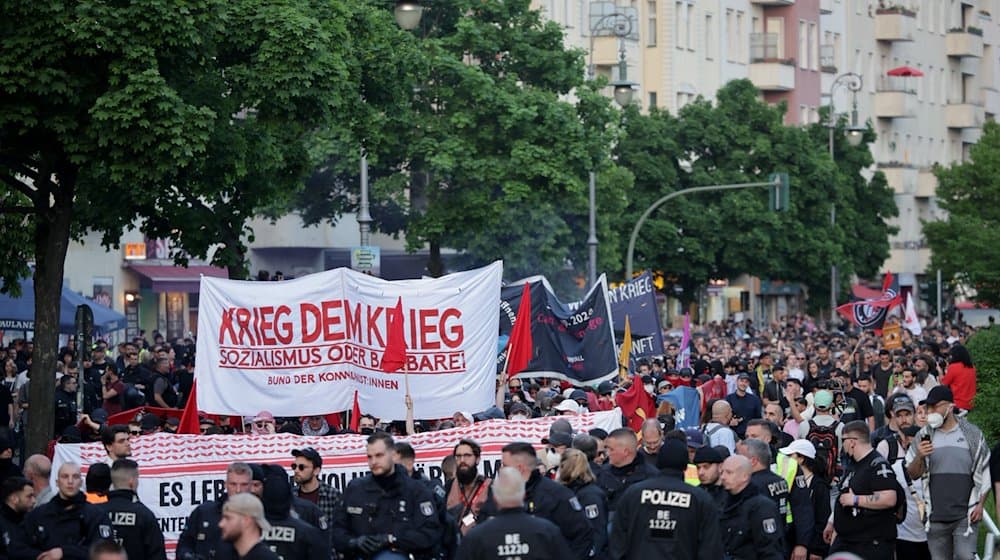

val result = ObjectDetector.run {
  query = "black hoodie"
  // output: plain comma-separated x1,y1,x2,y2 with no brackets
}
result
258,464,327,560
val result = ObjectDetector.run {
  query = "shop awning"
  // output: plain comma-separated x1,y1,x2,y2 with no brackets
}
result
128,264,228,293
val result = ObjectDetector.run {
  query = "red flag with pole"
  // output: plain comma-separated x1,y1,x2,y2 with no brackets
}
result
381,297,407,373
504,283,533,377
349,390,361,432
615,375,656,432
177,380,201,435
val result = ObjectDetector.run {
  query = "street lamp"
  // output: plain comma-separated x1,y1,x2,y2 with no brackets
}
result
358,2,425,248
587,8,636,289
827,72,864,320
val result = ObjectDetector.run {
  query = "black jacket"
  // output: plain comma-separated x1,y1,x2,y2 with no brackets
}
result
609,470,723,560
750,469,790,535
176,497,232,560
331,466,441,560
455,507,569,560
721,484,785,560
566,479,609,560
96,489,166,560
9,492,105,560
0,504,25,558
596,453,660,511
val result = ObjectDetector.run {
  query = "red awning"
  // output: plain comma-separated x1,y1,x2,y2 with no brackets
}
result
128,264,228,293
887,66,924,77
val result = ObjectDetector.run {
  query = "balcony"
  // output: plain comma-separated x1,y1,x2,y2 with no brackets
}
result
916,169,937,198
879,164,919,195
820,0,834,13
875,8,917,42
875,89,918,119
946,28,984,58
749,60,797,91
983,87,1000,115
946,102,986,128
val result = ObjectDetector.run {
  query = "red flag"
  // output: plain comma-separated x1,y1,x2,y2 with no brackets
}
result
381,296,407,373
177,380,201,435
504,283,533,376
836,272,903,332
349,390,361,432
615,375,656,432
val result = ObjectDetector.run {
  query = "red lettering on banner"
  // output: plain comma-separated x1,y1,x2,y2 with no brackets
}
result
322,300,345,341
257,307,276,345
235,308,255,345
366,306,385,348
300,304,321,343
419,309,440,350
440,308,463,348
274,305,294,344
219,308,237,344
345,301,362,341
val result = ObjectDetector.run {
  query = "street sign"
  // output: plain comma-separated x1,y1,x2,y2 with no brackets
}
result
350,246,381,277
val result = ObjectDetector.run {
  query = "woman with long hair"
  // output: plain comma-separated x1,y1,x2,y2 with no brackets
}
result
558,448,609,559
941,344,976,411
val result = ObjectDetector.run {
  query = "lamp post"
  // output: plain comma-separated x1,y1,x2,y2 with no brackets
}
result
827,72,864,321
357,1,424,248
587,10,636,289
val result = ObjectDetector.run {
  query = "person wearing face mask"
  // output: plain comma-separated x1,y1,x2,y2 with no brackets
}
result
508,402,532,421
906,385,991,560
641,375,656,397
446,439,493,536
356,414,377,435
542,431,574,477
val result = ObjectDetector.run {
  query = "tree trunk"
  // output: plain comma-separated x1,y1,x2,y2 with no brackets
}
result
27,175,74,455
427,240,443,278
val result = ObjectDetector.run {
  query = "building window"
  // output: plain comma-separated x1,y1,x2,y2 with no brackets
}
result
798,20,808,68
809,22,818,70
649,91,658,108
705,13,714,59
675,2,683,49
736,11,745,62
726,9,737,62
648,1,657,47
800,105,809,125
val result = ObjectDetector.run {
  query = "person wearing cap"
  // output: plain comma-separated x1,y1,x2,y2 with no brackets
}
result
508,401,532,420
177,462,254,560
96,459,167,560
596,428,660,512
85,463,111,504
331,432,442,559
251,464,328,560
719,455,786,559
453,410,475,427
291,447,343,534
454,467,570,560
9,462,106,560
249,411,276,435
542,430,574,476
162,416,180,434
871,394,915,451
725,373,762,439
249,463,326,535
693,446,726,508
553,399,580,416
557,449,609,559
683,429,705,487
219,493,279,560
593,381,617,411
825,421,899,560
874,420,927,558
609,439,724,559
906,384,990,560
139,413,161,435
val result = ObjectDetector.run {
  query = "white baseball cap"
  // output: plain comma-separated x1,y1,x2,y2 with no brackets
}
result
779,439,816,459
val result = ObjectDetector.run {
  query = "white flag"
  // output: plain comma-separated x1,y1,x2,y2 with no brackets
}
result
903,292,922,336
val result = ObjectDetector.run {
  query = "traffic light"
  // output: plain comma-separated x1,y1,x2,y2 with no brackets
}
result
769,173,790,212
75,304,93,361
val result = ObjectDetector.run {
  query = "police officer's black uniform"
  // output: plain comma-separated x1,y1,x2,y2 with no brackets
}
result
609,441,723,560
830,449,898,560
721,482,785,560
749,468,789,535
700,482,728,510
176,496,232,560
97,488,167,560
331,465,442,560
454,506,570,560
8,491,105,560
258,470,329,560
566,479,609,559
595,453,659,511
53,388,77,437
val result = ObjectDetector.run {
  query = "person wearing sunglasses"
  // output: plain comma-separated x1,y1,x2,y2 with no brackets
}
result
290,447,341,530
249,411,276,435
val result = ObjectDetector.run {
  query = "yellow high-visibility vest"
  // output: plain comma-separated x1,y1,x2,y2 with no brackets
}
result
771,454,797,524
685,463,699,486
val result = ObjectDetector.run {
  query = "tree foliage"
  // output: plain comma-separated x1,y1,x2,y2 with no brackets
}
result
924,120,1000,306
967,326,1000,443
615,80,897,308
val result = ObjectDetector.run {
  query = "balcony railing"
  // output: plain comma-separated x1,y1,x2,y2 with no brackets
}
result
750,32,782,62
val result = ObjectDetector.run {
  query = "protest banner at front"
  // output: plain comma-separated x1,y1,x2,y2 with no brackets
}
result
196,262,503,420
53,410,622,559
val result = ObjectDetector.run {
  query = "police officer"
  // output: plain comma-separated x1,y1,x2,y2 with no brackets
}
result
596,428,660,512
719,455,785,559
739,439,790,536
176,462,254,560
394,441,452,559
0,477,35,558
256,464,328,560
331,432,442,559
97,459,166,560
249,463,329,544
480,441,593,560
9,462,105,559
609,439,723,559
455,467,570,560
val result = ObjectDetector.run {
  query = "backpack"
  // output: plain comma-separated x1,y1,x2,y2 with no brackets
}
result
805,419,841,482
702,423,725,446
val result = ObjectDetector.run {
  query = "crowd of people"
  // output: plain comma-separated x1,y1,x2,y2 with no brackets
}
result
0,314,995,559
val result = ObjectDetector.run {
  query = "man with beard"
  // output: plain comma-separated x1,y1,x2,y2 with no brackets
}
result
218,493,278,560
0,477,35,558
891,368,928,406
694,447,727,508
446,439,492,536
291,447,342,528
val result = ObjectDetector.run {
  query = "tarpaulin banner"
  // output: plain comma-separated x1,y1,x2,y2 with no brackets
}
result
195,262,503,420
607,271,664,359
498,275,617,386
52,410,623,558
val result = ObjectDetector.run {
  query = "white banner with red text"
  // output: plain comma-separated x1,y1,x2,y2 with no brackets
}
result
52,411,622,558
195,262,503,420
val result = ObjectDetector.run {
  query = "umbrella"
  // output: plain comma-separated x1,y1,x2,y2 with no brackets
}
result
887,66,924,77
0,277,127,335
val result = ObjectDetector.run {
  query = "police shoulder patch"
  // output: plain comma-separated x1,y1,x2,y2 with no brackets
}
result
568,497,582,511
795,475,807,489
762,518,777,534
435,485,446,499
420,501,434,517
99,525,113,539
347,506,363,515
584,504,599,519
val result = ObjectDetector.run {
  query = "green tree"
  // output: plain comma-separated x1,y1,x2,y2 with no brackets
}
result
295,0,631,286
0,1,394,453
924,120,1000,306
616,80,896,309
